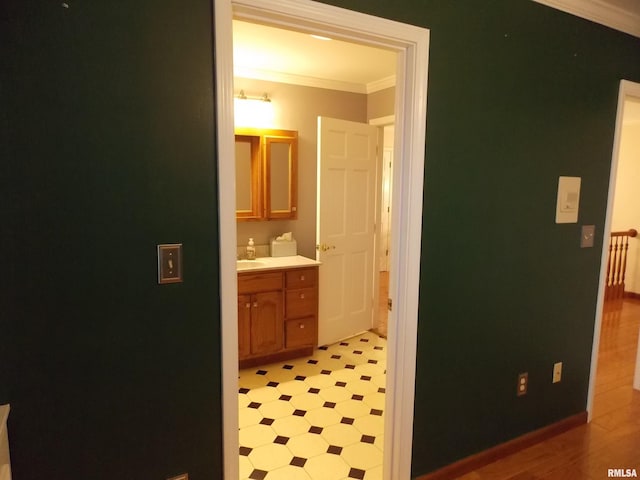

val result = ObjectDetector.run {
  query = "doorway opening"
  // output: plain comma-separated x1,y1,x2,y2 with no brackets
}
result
371,118,395,339
214,1,429,478
588,80,640,425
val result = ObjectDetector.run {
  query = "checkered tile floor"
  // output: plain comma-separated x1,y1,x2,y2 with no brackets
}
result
238,331,387,480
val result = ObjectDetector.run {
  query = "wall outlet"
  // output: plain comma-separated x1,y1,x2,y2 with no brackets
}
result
517,372,528,396
553,362,562,383
167,475,188,480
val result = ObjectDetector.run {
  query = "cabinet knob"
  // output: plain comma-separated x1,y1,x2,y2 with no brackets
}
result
299,323,305,329
300,293,305,299
253,302,258,308
300,275,305,281
245,303,251,309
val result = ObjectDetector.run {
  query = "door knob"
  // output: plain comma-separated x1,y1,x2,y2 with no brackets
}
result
316,243,336,252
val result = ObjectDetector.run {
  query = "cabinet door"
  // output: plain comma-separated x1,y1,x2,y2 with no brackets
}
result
235,134,262,221
238,295,252,360
250,291,284,356
264,131,297,220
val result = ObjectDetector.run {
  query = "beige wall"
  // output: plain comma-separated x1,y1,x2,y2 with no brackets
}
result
611,108,640,293
234,78,367,258
367,87,395,121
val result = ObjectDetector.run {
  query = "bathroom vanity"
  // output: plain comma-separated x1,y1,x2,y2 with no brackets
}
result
237,256,320,368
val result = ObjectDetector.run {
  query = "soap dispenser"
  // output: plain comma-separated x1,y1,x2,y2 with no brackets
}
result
246,238,256,260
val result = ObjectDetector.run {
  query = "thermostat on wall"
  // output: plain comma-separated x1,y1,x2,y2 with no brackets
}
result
555,176,581,224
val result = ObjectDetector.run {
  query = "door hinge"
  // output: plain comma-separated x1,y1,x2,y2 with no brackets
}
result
387,298,392,311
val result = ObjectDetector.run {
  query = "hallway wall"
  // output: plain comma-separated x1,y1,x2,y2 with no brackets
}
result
2,0,640,479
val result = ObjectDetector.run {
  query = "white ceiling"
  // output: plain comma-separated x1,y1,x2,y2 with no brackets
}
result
234,3,640,120
624,98,640,125
233,20,396,94
597,0,640,14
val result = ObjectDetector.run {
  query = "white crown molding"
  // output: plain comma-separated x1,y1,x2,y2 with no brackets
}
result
366,75,396,94
234,66,369,93
235,66,396,94
533,0,640,38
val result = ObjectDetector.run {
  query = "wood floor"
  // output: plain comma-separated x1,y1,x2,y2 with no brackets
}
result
458,299,640,480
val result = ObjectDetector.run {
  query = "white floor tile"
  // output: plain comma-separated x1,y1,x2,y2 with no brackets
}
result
238,332,387,480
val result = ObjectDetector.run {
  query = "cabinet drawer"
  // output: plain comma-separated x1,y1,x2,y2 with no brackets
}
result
285,317,316,348
238,272,283,294
286,268,317,289
285,287,317,318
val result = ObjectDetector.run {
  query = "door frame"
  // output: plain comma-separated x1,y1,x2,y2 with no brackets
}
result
587,79,640,419
214,0,430,478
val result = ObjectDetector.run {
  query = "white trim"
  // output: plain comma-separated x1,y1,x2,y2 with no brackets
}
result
215,1,429,478
587,80,640,420
366,75,397,94
532,0,640,38
234,66,371,94
214,1,241,479
370,115,396,127
234,67,396,95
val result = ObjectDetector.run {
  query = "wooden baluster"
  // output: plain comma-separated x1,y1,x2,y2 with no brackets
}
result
614,236,623,301
605,229,638,305
605,238,613,301
619,235,630,300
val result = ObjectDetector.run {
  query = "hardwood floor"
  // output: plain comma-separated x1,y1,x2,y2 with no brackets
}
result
457,299,640,480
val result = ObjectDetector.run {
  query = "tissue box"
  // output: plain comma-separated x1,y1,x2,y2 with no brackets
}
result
271,238,297,257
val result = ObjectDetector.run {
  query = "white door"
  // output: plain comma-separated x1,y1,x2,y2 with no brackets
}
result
317,116,378,346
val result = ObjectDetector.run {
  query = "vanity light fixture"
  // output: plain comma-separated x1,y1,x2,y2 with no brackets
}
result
237,90,271,102
234,90,275,128
310,34,332,41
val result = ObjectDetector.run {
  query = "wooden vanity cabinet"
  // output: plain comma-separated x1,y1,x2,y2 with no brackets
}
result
284,268,318,348
238,266,318,368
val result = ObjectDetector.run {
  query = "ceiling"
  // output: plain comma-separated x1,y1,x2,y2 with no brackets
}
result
597,0,640,13
234,3,640,120
625,98,640,125
233,20,396,94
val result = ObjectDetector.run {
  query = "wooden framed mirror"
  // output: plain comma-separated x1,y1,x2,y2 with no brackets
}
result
235,128,297,221
235,134,262,220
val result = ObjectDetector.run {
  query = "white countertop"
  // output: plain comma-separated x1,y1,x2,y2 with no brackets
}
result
237,255,321,273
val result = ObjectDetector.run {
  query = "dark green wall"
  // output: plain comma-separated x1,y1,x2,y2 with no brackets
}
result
3,0,640,479
318,0,640,476
1,1,222,478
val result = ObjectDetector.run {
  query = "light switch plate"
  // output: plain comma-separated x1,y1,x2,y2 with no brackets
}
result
158,244,183,284
581,225,595,248
555,176,581,224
